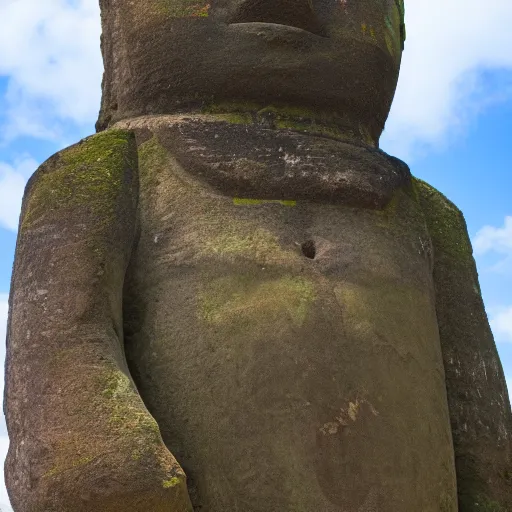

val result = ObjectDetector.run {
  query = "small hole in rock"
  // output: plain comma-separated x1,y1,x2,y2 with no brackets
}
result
301,240,316,259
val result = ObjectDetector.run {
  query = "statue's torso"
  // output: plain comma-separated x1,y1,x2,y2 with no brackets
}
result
121,120,458,511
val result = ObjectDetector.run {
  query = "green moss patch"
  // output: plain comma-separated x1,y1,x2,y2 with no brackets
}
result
22,130,136,230
413,178,474,268
156,0,210,18
199,274,316,330
162,477,181,488
203,102,367,143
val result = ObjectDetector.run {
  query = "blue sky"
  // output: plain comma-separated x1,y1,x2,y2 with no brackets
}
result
0,0,512,509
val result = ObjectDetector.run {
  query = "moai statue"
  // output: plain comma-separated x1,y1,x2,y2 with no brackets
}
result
5,0,512,510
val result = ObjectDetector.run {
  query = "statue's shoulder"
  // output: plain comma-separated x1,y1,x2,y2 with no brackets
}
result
413,178,462,216
21,130,138,231
413,177,474,267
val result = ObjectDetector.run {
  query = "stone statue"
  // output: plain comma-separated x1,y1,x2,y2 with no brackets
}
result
5,0,512,510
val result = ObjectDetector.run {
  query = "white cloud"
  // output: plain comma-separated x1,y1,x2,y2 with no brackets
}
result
474,216,512,255
382,0,512,158
0,157,38,231
491,306,512,344
473,216,512,273
0,0,102,142
481,212,512,340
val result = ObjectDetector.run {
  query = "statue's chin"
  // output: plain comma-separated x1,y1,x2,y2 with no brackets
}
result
101,18,400,141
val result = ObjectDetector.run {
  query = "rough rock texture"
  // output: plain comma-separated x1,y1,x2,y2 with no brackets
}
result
4,130,192,511
5,113,512,511
5,0,512,509
117,116,458,511
417,180,512,512
116,114,411,207
97,0,405,143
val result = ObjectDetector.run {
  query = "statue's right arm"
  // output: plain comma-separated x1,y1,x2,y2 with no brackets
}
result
4,130,193,512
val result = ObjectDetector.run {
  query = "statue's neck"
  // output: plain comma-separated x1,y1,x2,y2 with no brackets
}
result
196,102,378,147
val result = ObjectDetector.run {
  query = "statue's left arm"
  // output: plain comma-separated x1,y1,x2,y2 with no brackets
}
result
417,179,512,511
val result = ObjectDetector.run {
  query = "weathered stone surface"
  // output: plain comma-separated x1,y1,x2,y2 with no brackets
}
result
417,180,512,511
6,119,512,511
4,131,192,511
115,118,458,511
115,114,411,208
5,0,512,510
97,0,405,143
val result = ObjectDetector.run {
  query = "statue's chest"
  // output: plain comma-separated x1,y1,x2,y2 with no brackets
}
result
134,158,433,289
123,161,455,512
129,122,425,289
129,159,436,354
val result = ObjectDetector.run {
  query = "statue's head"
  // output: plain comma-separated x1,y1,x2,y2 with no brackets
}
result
97,0,405,145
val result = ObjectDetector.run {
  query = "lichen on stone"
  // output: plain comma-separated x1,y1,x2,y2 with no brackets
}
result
101,368,161,444
22,130,136,230
162,477,181,488
155,0,210,18
203,101,365,143
43,455,94,479
413,178,475,269
198,274,316,329
137,135,170,188
102,369,132,399
202,228,290,263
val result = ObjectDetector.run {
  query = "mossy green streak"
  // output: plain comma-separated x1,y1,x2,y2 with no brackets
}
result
156,0,210,18
414,178,474,269
22,130,135,230
199,274,316,330
204,102,367,143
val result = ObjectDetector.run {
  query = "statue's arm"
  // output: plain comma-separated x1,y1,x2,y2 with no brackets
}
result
417,179,512,511
4,131,192,512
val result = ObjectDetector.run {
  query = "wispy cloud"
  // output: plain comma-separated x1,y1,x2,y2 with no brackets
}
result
0,157,38,231
473,216,512,273
381,0,512,158
491,306,512,344
474,216,512,255
474,217,512,344
0,0,102,142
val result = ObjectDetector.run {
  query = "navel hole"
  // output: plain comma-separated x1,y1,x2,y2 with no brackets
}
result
301,240,316,259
